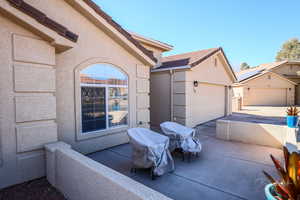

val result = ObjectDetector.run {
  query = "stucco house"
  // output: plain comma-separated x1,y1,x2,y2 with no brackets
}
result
0,0,156,189
0,0,238,191
149,48,237,128
234,61,300,106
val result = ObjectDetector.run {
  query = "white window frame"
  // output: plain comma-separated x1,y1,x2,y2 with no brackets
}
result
74,62,130,141
80,83,128,135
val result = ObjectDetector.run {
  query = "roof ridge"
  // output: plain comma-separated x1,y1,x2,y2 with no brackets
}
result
129,31,173,48
237,60,290,82
154,47,237,82
163,47,220,59
157,47,221,69
82,0,157,63
237,60,287,75
259,60,287,66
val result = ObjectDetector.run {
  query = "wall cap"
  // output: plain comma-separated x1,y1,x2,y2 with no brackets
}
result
45,141,71,153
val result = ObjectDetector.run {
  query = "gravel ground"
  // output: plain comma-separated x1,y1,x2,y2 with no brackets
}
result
0,178,66,200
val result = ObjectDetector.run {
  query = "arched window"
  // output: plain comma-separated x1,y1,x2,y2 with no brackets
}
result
80,64,128,134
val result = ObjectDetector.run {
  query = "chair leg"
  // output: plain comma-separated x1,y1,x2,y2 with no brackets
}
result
151,167,156,180
131,167,137,173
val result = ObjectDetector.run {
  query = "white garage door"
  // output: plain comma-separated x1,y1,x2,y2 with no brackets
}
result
247,88,287,106
190,84,225,126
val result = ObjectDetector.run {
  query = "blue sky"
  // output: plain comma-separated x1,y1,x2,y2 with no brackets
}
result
82,64,127,80
94,0,300,71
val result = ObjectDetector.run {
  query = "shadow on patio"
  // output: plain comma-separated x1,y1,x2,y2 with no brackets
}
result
88,121,282,200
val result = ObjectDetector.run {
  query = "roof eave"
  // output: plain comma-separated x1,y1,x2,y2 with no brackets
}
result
66,0,156,66
151,65,191,72
1,0,76,53
239,71,297,85
130,32,173,52
218,47,238,82
190,47,237,82
287,61,300,65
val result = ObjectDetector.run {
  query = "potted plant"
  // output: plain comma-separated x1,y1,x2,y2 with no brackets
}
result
263,146,300,200
286,106,299,128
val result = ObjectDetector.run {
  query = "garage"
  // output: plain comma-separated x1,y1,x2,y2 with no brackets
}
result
150,48,236,128
234,71,296,106
190,84,225,125
246,88,287,106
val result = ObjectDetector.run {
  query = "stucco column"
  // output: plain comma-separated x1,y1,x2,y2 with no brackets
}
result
285,127,299,153
44,142,71,187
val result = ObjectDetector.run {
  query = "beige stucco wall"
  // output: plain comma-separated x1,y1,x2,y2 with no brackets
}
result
151,52,234,128
271,64,300,104
0,14,58,189
173,53,234,127
216,120,287,149
150,72,171,128
237,63,300,106
232,86,244,98
22,0,151,154
187,53,233,85
45,142,172,200
0,0,151,188
139,42,163,62
232,97,241,112
272,63,300,76
172,71,189,125
241,73,295,106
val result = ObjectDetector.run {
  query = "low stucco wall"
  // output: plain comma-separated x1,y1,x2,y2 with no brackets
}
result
216,120,292,149
45,142,172,200
232,97,241,112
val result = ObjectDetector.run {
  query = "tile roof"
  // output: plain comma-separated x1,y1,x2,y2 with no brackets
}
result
158,48,220,69
129,31,173,51
82,0,157,63
7,0,79,42
6,0,157,63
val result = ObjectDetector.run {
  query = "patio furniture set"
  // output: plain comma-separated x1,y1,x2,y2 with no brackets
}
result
127,121,202,180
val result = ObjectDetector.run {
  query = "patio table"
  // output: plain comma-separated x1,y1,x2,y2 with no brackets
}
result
160,121,202,161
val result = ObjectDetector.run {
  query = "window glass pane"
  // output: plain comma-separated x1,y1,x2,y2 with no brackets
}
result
108,87,128,127
80,64,128,134
80,64,127,86
81,87,106,133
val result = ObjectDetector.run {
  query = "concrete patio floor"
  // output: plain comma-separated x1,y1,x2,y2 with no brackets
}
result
88,121,282,200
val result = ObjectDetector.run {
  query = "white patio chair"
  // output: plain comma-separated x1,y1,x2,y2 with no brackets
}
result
127,128,175,179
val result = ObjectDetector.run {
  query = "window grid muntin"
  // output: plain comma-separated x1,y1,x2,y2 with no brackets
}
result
81,86,106,133
80,64,128,134
80,84,128,134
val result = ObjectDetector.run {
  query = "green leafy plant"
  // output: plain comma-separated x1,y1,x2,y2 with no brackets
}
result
263,147,300,200
287,107,299,116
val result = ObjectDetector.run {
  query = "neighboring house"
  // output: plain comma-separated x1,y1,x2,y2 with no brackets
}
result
0,0,155,189
128,36,237,126
149,48,237,127
234,61,300,106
